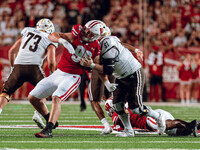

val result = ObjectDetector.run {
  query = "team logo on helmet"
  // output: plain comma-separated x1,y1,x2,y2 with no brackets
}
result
36,18,55,34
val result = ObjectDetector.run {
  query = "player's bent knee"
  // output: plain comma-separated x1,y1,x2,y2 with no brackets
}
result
28,94,40,104
52,96,62,104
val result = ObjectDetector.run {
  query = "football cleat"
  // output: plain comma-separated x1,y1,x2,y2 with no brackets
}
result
100,126,112,135
32,111,45,129
34,127,52,138
54,121,59,129
191,120,199,137
116,128,135,137
45,121,59,129
156,113,166,135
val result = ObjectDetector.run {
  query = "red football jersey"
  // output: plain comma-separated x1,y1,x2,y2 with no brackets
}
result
112,108,149,130
58,24,100,75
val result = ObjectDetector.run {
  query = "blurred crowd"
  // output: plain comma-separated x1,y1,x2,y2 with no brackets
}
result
0,0,200,102
0,0,199,48
0,0,109,45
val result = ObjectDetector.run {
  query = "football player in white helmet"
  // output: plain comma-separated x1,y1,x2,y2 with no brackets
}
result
36,18,55,34
105,98,199,137
80,20,110,43
80,21,167,137
0,18,59,129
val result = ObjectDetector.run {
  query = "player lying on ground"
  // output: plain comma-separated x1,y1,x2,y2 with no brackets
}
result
105,98,199,137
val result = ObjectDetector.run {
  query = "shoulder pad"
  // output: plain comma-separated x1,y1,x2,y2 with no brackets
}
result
100,37,114,52
72,24,82,37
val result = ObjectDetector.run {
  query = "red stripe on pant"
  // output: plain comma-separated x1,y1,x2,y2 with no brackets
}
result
60,77,81,101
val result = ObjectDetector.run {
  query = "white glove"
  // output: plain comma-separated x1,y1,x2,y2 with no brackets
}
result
104,81,118,92
58,38,75,54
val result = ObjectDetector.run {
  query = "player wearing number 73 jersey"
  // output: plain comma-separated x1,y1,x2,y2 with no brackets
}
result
0,19,58,120
28,21,104,138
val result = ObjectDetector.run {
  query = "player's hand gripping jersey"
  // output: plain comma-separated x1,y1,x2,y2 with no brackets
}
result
99,36,141,79
58,24,100,75
14,27,58,65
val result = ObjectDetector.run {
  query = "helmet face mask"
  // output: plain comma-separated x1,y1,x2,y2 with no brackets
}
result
36,18,55,34
81,26,100,42
81,20,109,42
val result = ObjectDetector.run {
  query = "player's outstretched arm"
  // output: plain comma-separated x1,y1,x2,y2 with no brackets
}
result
8,37,22,66
121,42,143,63
48,32,75,54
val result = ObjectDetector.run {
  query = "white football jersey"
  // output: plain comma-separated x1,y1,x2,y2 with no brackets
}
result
100,36,141,79
14,27,58,66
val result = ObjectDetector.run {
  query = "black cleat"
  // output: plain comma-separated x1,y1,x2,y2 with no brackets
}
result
46,121,58,129
191,120,199,137
34,127,52,138
54,121,59,129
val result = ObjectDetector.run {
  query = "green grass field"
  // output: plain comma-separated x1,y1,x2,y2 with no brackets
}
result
0,102,200,149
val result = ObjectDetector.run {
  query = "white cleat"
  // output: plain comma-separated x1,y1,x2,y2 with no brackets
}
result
156,113,166,135
116,128,135,137
32,111,45,129
100,126,112,135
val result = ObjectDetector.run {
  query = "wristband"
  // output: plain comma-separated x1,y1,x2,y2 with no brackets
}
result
134,48,139,53
90,63,95,69
58,38,66,44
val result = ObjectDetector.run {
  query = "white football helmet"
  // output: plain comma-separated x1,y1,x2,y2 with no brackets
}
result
105,98,115,117
81,20,110,42
36,18,55,34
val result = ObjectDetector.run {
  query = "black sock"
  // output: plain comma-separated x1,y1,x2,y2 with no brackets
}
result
44,113,50,122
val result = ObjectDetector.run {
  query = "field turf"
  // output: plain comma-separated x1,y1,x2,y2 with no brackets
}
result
0,101,200,149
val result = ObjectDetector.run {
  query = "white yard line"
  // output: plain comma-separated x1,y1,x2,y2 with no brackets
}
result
0,141,200,144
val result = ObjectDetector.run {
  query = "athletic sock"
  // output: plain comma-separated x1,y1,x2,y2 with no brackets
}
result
0,108,2,114
118,113,133,132
44,113,50,122
101,118,110,128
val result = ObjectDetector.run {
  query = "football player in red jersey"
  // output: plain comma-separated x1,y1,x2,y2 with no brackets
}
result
105,98,199,137
28,20,108,138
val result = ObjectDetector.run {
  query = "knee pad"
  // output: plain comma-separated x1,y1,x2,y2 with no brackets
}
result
113,102,128,115
0,92,10,102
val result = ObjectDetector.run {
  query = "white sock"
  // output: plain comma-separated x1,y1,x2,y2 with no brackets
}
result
118,113,133,132
0,108,2,114
101,118,110,128
146,109,160,120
